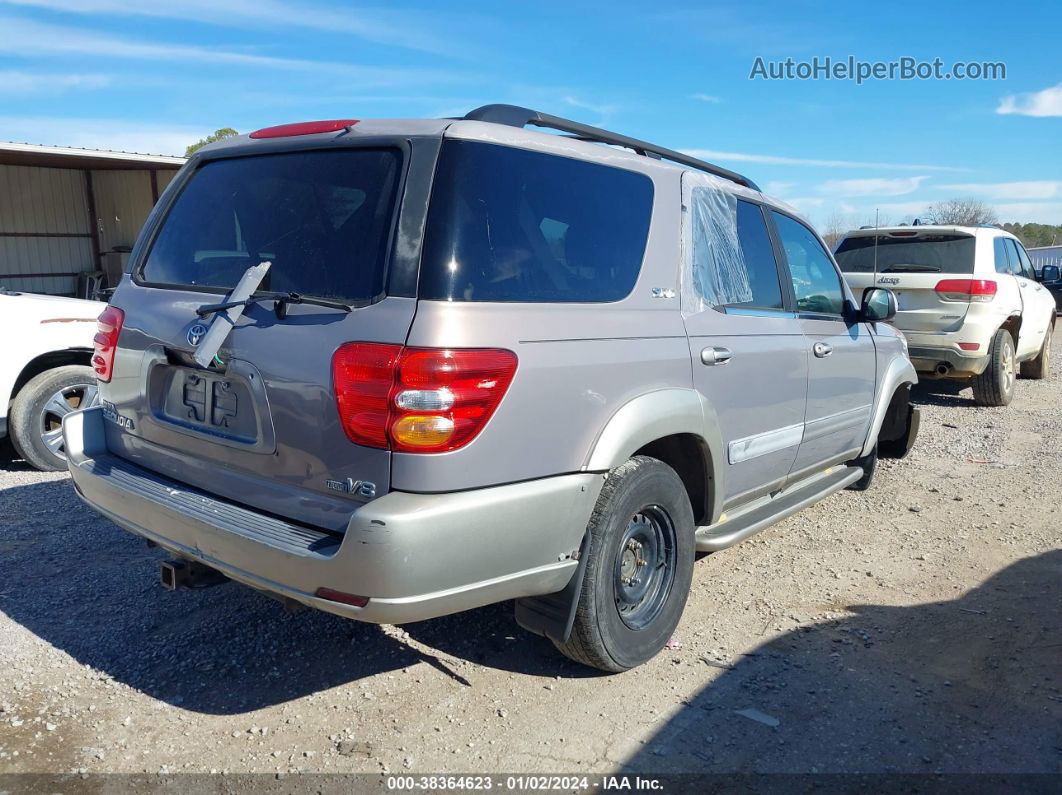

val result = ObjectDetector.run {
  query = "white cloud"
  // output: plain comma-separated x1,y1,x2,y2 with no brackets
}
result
691,93,722,103
0,70,111,93
778,196,825,214
682,148,967,172
936,181,1062,200
872,201,938,218
763,180,795,196
993,202,1062,224
816,176,928,198
0,17,464,84
0,116,209,156
996,84,1062,117
0,0,469,56
562,96,618,123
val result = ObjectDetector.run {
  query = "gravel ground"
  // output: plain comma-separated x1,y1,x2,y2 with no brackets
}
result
0,336,1059,777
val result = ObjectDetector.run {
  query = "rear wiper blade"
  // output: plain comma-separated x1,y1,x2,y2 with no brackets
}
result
197,292,352,319
880,264,941,273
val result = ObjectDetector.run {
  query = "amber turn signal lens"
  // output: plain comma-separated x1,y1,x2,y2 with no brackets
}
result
391,414,455,448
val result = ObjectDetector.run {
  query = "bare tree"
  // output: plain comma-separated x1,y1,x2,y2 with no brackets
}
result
821,210,853,249
922,198,999,226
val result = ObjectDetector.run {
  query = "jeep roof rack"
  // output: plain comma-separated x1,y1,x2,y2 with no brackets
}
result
462,104,761,192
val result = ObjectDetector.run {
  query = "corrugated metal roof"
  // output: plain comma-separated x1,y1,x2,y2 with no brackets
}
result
0,141,186,170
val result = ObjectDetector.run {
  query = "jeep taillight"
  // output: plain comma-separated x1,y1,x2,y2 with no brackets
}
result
331,344,517,453
935,278,997,303
92,305,124,382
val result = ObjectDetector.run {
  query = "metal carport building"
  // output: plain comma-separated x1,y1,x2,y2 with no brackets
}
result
0,142,185,297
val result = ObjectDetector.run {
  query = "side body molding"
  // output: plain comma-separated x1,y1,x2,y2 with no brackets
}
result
583,388,726,525
861,353,918,457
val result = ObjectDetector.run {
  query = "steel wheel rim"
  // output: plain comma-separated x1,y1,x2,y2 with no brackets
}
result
1044,328,1052,372
38,382,98,460
1002,343,1015,393
613,505,677,631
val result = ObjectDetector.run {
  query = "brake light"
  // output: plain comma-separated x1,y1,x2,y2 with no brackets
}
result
331,344,518,453
935,279,997,303
249,119,359,139
92,305,124,382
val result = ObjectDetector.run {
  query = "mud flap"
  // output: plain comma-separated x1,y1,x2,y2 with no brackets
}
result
879,404,920,459
514,533,589,644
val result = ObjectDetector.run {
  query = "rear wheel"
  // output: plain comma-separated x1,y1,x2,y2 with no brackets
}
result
9,365,99,471
553,456,695,672
972,329,1016,407
1020,323,1052,380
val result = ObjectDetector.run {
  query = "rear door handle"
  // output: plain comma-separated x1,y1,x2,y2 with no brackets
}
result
700,346,732,366
813,342,833,358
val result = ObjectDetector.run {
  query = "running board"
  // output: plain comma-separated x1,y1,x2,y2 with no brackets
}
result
695,465,862,552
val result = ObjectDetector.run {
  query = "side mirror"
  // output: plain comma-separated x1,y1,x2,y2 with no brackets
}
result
1040,265,1060,283
861,286,897,322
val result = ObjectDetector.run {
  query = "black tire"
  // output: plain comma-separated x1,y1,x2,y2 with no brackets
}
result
972,329,1016,407
846,445,878,491
553,456,695,672
9,365,99,471
1020,322,1052,380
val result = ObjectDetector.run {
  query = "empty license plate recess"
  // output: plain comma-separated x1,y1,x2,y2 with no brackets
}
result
153,365,261,444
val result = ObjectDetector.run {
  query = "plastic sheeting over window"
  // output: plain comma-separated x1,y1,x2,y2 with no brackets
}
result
681,172,753,315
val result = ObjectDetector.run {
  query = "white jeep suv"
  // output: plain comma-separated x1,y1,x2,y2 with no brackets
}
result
835,225,1055,406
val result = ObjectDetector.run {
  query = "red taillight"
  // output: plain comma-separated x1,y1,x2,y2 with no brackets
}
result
331,344,518,453
935,279,997,303
92,305,124,382
249,119,359,139
332,343,402,449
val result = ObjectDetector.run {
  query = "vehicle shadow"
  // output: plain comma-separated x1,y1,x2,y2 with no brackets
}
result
910,380,980,408
619,550,1061,774
0,477,594,715
0,438,34,472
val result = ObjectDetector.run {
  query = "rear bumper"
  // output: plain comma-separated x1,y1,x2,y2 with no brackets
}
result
64,407,600,624
901,320,998,377
908,345,990,377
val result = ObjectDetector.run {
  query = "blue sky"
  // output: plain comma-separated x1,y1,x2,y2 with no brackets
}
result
1,0,1059,230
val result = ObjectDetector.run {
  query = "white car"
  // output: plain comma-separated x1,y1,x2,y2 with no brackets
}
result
835,225,1056,406
1,287,104,470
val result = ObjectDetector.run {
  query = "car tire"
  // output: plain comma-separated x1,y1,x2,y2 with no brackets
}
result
846,444,878,491
972,329,1016,407
1019,322,1052,380
9,365,99,472
553,456,695,672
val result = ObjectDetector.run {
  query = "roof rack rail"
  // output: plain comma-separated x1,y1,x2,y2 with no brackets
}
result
462,104,760,192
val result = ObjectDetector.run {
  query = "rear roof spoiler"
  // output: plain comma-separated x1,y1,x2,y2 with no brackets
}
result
463,104,761,192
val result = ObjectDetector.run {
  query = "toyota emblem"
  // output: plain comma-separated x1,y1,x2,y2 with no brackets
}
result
187,323,208,347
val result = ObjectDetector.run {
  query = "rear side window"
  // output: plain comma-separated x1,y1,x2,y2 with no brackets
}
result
140,149,401,303
834,234,975,274
685,190,784,311
994,237,1013,274
419,141,653,302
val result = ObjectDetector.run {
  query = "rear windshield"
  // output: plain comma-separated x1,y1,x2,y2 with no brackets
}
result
139,149,401,302
834,234,975,274
419,140,653,302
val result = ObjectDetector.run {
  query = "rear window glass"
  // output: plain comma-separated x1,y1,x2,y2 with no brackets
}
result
140,149,401,302
419,141,653,302
834,234,975,274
